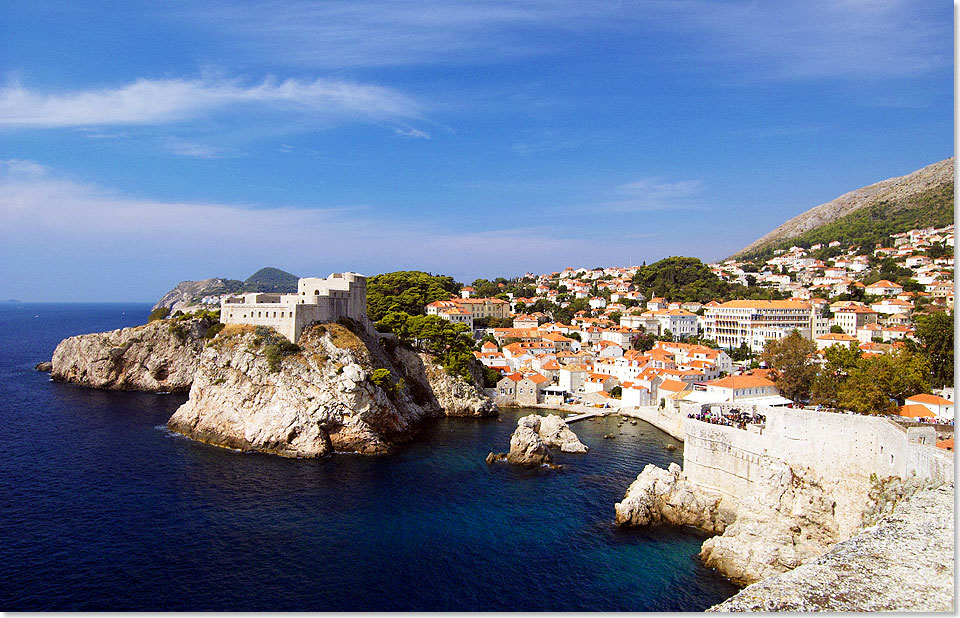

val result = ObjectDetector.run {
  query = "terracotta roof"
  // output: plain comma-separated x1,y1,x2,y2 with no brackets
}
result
817,333,857,341
936,438,953,451
899,404,934,418
706,374,776,389
905,393,953,406
659,379,688,392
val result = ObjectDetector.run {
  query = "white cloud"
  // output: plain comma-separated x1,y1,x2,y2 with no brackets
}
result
575,177,705,213
180,1,948,81
165,138,244,159
0,161,609,298
0,159,48,178
394,127,431,139
0,76,422,128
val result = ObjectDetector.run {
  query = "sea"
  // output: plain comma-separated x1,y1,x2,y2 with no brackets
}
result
0,302,740,611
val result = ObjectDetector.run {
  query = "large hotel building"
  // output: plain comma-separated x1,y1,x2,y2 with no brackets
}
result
702,300,827,351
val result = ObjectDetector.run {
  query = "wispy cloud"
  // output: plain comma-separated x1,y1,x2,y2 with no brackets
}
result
394,127,430,139
575,177,705,213
0,161,615,296
0,76,423,128
185,1,599,68
655,0,950,80
178,1,948,82
165,138,244,159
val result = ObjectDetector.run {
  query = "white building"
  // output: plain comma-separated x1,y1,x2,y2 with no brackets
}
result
220,272,368,342
702,300,816,349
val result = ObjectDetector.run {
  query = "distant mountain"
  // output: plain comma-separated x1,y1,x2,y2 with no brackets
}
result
243,267,300,293
2,299,23,304
730,157,954,260
153,267,299,313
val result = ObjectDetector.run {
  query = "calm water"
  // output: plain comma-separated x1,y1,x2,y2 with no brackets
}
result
0,303,739,611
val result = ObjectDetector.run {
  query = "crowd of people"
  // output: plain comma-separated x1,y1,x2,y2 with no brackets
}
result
687,407,766,430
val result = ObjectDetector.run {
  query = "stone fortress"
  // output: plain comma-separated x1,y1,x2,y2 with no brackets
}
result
219,272,368,342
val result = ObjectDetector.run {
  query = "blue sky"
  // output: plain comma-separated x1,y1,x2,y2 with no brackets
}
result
0,1,953,301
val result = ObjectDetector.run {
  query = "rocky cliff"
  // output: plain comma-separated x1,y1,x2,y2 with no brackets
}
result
614,463,733,533
51,316,217,392
167,322,497,457
710,483,954,612
392,346,497,418
616,457,876,586
697,459,870,586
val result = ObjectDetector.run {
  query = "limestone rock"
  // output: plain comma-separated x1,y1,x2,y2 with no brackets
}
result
50,317,216,392
698,459,865,586
614,463,731,533
35,361,52,372
167,323,436,457
506,415,552,466
537,414,588,453
391,346,498,418
710,484,955,612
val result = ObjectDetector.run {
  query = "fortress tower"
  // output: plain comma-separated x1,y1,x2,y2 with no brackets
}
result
219,272,368,342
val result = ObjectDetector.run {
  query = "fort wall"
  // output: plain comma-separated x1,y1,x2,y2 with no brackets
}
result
220,272,367,342
678,402,954,503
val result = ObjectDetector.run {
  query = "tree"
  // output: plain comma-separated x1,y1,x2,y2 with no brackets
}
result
830,325,844,334
811,343,862,409
148,306,171,322
631,331,655,352
913,311,954,387
760,331,818,403
832,349,930,414
366,271,460,321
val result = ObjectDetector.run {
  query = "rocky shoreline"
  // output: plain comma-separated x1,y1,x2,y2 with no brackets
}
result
710,483,954,612
46,318,497,457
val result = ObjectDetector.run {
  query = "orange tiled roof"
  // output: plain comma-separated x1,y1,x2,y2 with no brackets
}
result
905,393,953,406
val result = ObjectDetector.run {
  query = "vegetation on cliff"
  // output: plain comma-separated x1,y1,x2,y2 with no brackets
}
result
375,311,477,381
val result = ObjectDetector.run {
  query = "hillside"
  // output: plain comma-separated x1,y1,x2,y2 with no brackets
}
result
243,267,300,293
731,158,954,260
153,267,299,312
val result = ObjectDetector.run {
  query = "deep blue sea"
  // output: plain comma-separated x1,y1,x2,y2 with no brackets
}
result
0,303,739,611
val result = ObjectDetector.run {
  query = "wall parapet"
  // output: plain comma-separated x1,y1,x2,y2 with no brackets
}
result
682,403,954,504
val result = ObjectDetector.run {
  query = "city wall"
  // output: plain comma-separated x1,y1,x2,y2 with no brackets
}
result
678,402,954,502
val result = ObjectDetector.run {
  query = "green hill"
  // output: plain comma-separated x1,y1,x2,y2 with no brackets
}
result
243,267,299,293
732,157,954,260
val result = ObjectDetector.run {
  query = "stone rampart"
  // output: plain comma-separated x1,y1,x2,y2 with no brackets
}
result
680,402,954,505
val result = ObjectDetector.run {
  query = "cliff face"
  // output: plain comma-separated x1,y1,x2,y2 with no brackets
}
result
710,483,954,612
392,346,497,418
697,459,870,586
51,317,216,392
616,458,876,586
167,323,497,457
